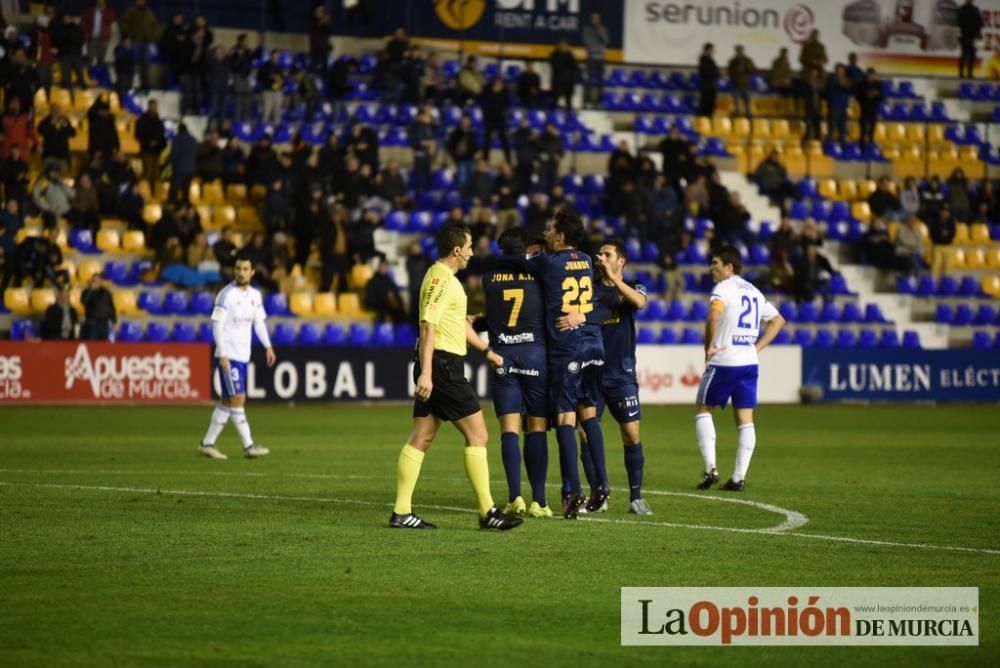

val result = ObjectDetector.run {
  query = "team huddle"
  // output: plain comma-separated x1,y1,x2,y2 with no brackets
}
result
194,211,785,531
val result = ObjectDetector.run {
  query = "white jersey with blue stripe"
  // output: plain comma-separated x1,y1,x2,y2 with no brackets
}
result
211,282,267,363
707,275,778,368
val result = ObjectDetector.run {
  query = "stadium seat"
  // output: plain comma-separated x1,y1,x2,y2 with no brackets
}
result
373,323,395,346
117,321,144,342
196,321,214,343
322,323,346,346
10,319,36,340
289,291,314,317
840,302,863,323
896,275,916,294
394,323,418,347
957,276,982,297
829,274,851,296
858,329,878,348
644,299,667,321
637,328,656,344
657,328,678,344
112,289,140,316
686,302,709,322
974,304,997,325
162,290,188,315
879,330,900,348
189,291,214,316
271,323,297,346
30,288,56,313
819,302,840,323
680,328,703,344
798,301,819,323
298,322,323,345
96,229,121,253
936,276,958,297
902,330,922,349
864,303,888,323
172,321,197,342
814,329,835,347
779,302,798,323
972,331,992,350
791,329,812,347
103,260,129,285
348,323,372,346
312,292,337,317
138,291,164,314
121,230,147,254
951,304,974,326
265,292,291,317
915,276,935,297
146,321,170,342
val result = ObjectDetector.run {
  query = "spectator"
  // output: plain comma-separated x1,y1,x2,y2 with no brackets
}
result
0,198,22,260
195,130,223,182
345,121,379,172
113,34,136,100
135,99,166,190
825,64,851,143
899,177,921,218
364,260,405,324
401,46,424,104
495,168,521,234
262,177,290,235
516,61,542,108
68,172,100,236
895,214,927,275
768,217,797,293
958,0,984,79
54,14,86,103
715,191,750,246
309,4,332,71
82,0,116,68
862,217,903,271
0,245,11,293
581,12,608,107
37,104,76,172
386,27,409,64
2,145,30,207
257,49,285,125
158,235,215,287
227,34,254,122
801,68,823,142
929,206,957,279
769,47,793,98
168,123,198,204
798,29,828,80
947,168,973,222
753,150,795,213
409,108,436,193
845,52,864,83
973,180,1000,222
650,173,678,228
792,240,834,303
868,176,903,220
318,131,345,193
119,0,160,90
512,119,539,194
32,163,75,229
327,55,357,118
464,158,495,206
374,161,409,211
457,55,485,104
32,9,56,104
213,227,238,280
87,95,119,161
41,286,79,340
727,45,755,118
659,125,691,186
447,114,479,187
480,77,512,163
174,202,203,248
204,46,229,124
242,231,278,292
549,41,578,110
523,192,550,238
318,205,349,293
159,13,188,86
421,51,444,103
855,68,883,147
920,175,946,222
2,99,39,159
697,43,719,117
538,122,565,195
80,274,116,340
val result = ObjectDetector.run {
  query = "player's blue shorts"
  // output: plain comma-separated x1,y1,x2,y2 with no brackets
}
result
492,345,548,418
216,359,248,398
596,379,641,423
548,351,584,415
696,364,759,409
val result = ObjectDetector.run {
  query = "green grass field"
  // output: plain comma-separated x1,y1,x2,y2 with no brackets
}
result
1,404,998,667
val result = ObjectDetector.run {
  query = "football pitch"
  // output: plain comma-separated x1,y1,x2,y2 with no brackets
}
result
1,403,998,667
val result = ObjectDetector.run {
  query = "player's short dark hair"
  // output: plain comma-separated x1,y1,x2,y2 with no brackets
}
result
713,245,743,275
436,223,470,257
234,253,253,266
552,209,584,248
497,227,527,255
601,238,628,262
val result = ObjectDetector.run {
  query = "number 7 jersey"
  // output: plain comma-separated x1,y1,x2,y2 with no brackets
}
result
708,276,779,367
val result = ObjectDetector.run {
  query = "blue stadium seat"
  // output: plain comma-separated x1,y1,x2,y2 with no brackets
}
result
385,210,408,231
915,276,935,297
642,241,659,263
793,329,813,346
798,179,818,198
836,329,857,347
829,273,850,296
323,323,346,345
880,330,900,348
196,321,214,343
373,323,394,346
189,291,213,316
771,330,791,345
959,82,975,99
117,321,143,342
146,321,170,342
271,323,297,346
666,299,686,322
749,243,770,265
858,329,878,348
348,323,371,346
69,229,98,253
974,304,997,325
811,200,833,221
951,304,974,326
394,323,418,347
930,101,949,121
657,328,678,344
103,260,129,285
902,330,922,349
936,276,958,297
819,302,840,323
10,319,36,340
830,201,851,222
643,299,667,322
172,321,196,342
637,328,656,344
779,301,798,323
138,291,163,314
972,331,992,350
896,275,916,294
687,302,709,322
162,290,188,316
864,303,888,323
840,302,863,323
680,328,703,344
798,301,819,323
298,322,323,345
790,200,810,220
814,329,835,347
957,276,981,297
265,292,291,317
935,304,954,323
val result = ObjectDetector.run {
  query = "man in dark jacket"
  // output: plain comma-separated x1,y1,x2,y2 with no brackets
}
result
168,123,198,204
81,274,116,340
958,0,984,78
447,115,479,187
41,286,79,340
537,122,564,195
480,77,511,163
364,261,405,324
408,109,436,193
37,105,76,169
549,41,578,110
854,68,883,147
698,43,719,117
516,62,541,108
54,14,86,103
134,99,166,189
87,96,119,161
512,118,538,194
227,34,254,122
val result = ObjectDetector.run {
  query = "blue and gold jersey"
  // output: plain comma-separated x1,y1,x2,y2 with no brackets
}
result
483,260,545,347
593,280,646,383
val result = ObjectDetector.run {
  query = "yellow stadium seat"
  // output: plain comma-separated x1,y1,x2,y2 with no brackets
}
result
112,289,140,315
202,180,224,205
783,144,806,175
49,87,71,109
250,184,267,201
906,124,925,143
987,248,1000,269
349,263,374,291
237,206,262,228
213,205,236,228
154,182,169,202
981,275,1000,297
51,228,68,251
31,288,56,313
136,181,152,201
142,203,162,225
927,125,946,145
336,292,367,318
857,179,878,199
851,201,872,224
887,221,900,241
96,229,121,253
188,181,202,205
886,123,907,143
59,259,75,279
712,117,732,137
4,288,32,315
751,119,770,138
965,248,986,269
818,178,838,200
970,224,991,244
121,230,147,254
838,179,859,201
949,248,967,270
196,205,214,229
919,222,930,244
226,183,249,203
289,291,314,317
69,287,82,312
312,292,338,317
770,119,790,139
873,123,887,144
731,118,750,138
693,116,712,136
953,223,970,244
77,259,103,283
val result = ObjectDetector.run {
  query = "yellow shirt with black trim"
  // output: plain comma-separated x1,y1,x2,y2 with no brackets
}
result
419,261,467,356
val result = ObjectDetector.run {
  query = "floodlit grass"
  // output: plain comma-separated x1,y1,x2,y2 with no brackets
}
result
1,404,998,666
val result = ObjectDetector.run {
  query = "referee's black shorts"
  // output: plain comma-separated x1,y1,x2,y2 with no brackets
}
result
412,350,481,422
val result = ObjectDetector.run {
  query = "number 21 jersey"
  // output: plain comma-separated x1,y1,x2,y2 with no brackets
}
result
708,276,779,367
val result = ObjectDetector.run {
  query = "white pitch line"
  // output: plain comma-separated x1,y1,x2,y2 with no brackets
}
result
0,467,808,532
2,478,999,556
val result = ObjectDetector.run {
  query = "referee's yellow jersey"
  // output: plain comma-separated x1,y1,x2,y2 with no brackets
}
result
419,262,468,356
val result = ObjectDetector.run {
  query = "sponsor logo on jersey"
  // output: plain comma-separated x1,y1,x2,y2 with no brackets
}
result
498,332,536,344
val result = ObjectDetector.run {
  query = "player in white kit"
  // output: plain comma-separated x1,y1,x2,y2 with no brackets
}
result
694,246,785,491
198,255,277,459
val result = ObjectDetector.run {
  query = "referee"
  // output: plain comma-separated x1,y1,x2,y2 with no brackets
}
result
390,224,524,531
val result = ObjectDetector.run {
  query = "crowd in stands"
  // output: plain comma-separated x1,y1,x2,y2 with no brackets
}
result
0,2,998,345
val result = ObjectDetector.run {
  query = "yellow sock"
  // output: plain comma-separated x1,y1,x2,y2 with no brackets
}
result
393,444,425,515
464,446,494,516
